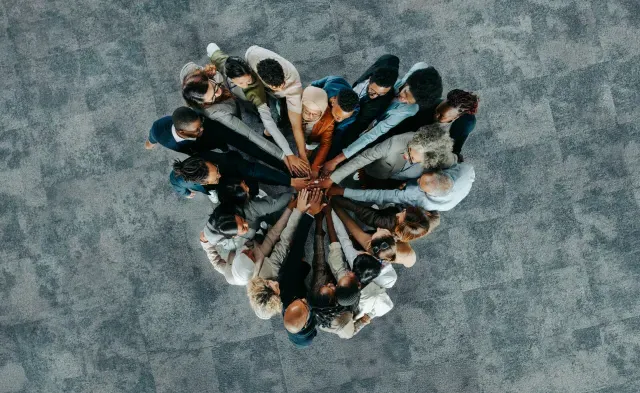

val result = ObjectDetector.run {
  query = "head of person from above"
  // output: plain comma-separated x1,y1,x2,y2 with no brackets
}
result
368,228,397,261
284,297,312,334
418,170,455,197
310,281,353,328
435,89,479,124
301,86,328,123
397,66,443,108
182,65,233,108
256,58,286,91
172,106,204,139
224,56,255,88
403,124,455,168
366,66,399,99
393,206,436,242
247,276,282,320
334,253,382,307
217,178,252,206
173,156,222,185
207,204,250,240
329,88,359,123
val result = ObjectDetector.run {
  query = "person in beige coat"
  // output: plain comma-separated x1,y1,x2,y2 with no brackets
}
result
199,197,301,288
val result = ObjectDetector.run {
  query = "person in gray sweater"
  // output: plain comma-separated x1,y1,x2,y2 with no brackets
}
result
316,124,456,190
327,162,475,212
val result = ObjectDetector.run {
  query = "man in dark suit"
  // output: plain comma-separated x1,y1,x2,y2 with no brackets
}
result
327,55,400,159
146,106,290,173
145,107,229,155
280,189,326,347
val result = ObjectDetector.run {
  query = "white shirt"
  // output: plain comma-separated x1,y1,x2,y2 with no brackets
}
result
330,211,398,289
326,242,394,320
353,80,368,99
171,125,196,142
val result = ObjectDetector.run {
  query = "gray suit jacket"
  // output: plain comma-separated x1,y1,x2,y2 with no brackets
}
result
331,132,419,183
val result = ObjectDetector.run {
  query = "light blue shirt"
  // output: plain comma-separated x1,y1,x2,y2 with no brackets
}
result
344,163,475,211
342,62,429,158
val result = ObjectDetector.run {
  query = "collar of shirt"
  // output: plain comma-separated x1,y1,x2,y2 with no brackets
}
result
171,125,196,142
353,79,369,99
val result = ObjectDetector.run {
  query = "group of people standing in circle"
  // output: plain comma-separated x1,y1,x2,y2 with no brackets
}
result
145,43,479,347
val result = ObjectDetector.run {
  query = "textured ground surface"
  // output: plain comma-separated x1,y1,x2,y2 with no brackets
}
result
1,0,640,392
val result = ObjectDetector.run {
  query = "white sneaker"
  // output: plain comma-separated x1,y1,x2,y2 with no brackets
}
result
208,190,219,205
206,43,220,57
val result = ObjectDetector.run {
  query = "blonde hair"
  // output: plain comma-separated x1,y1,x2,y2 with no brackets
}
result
246,277,282,319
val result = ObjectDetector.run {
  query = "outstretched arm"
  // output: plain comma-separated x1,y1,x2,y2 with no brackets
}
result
333,205,372,252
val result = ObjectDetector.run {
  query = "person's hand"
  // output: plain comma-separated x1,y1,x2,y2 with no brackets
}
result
144,140,156,150
307,189,326,216
320,159,338,177
325,185,344,197
312,177,333,189
290,177,310,191
358,314,372,325
399,182,407,190
199,231,208,243
285,155,310,177
186,190,197,199
296,188,311,212
310,169,320,180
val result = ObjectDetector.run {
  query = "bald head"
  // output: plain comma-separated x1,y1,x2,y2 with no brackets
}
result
419,171,453,196
283,299,310,333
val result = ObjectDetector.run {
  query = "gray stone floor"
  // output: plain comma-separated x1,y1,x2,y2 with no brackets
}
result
1,0,640,392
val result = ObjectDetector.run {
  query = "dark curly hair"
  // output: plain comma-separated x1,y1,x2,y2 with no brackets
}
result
446,89,479,115
406,66,443,108
172,156,209,183
225,56,253,79
370,66,398,88
336,89,359,112
256,59,285,87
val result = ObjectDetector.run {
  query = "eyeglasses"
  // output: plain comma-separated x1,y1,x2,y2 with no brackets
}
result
371,242,390,255
208,80,222,103
406,147,414,164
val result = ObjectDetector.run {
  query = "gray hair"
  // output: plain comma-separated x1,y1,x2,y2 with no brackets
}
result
421,171,454,196
407,124,455,169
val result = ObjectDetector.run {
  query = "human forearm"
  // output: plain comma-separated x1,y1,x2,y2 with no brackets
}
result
258,104,294,156
288,110,307,160
344,187,405,207
333,205,371,250
278,214,314,282
212,110,286,160
245,160,291,186
325,208,339,244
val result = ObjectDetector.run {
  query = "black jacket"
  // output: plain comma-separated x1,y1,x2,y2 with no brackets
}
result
277,213,317,347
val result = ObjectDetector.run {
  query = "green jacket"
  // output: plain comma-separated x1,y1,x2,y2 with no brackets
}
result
210,49,268,108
